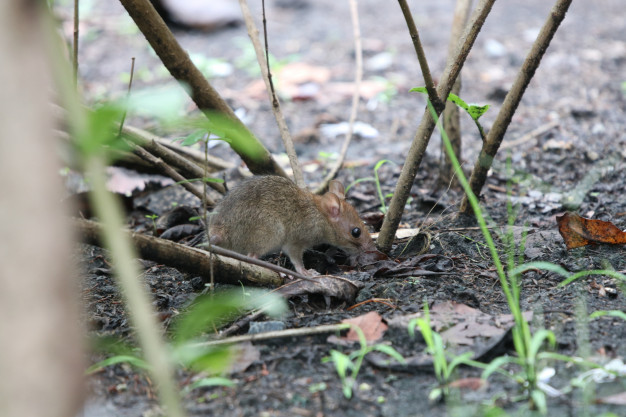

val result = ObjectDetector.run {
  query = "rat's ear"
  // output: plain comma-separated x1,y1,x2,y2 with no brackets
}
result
328,180,345,199
321,192,341,220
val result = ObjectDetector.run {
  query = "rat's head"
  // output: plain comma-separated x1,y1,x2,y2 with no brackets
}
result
318,180,381,263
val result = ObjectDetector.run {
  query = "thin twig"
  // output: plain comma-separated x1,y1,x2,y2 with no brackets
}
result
72,0,79,88
117,57,135,137
127,138,211,204
377,0,496,253
203,138,215,294
191,323,351,347
460,0,573,213
117,59,211,203
313,0,363,194
155,137,235,171
238,0,304,187
397,0,443,111
499,119,559,150
119,0,286,177
121,125,226,194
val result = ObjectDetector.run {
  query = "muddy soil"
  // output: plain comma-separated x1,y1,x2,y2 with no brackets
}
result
58,0,626,416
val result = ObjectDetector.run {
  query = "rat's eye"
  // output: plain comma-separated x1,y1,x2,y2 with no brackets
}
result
351,227,361,238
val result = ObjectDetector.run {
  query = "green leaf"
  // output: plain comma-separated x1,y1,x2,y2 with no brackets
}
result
559,269,626,287
407,318,418,338
447,93,469,111
528,329,556,361
447,351,475,374
467,104,490,120
86,355,150,374
327,350,353,379
509,261,571,280
186,377,236,391
590,310,626,321
126,84,190,123
410,88,490,121
172,343,234,373
482,356,518,380
76,104,128,158
482,406,509,417
180,129,208,146
428,387,443,402
371,344,406,364
374,159,395,171
345,177,375,193
342,383,353,399
171,289,286,343
530,389,547,415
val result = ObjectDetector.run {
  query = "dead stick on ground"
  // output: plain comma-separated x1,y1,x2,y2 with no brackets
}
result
313,0,363,194
76,218,284,287
460,0,573,214
192,323,351,347
238,0,304,187
76,218,335,285
499,119,559,150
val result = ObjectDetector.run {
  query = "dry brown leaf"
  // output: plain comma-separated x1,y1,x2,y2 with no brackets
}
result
228,342,260,374
596,391,626,405
341,311,388,343
277,275,362,303
448,377,487,391
557,212,626,249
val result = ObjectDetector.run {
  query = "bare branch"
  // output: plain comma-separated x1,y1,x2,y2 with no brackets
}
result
125,137,212,204
377,0,496,253
439,0,473,188
118,0,287,177
397,0,443,111
460,0,573,214
238,0,304,186
121,125,226,195
76,218,286,286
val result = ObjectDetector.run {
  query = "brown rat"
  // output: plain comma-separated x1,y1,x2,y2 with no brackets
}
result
209,175,381,275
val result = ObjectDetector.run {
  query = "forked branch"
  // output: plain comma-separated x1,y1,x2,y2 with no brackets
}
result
377,0,496,253
460,0,573,213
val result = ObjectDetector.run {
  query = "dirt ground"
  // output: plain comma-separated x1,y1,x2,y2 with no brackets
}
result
57,0,626,416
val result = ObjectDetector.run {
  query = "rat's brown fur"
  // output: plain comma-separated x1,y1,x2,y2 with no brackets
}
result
209,175,378,274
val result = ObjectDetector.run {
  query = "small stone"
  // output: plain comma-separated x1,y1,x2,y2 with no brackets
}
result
248,321,285,334
591,123,606,135
586,150,600,161
366,52,393,72
484,39,507,58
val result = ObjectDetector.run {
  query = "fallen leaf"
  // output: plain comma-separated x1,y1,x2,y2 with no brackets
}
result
277,275,362,304
341,311,388,343
277,62,331,85
596,391,626,405
448,377,487,391
228,342,260,374
557,212,626,249
372,306,531,373
372,254,450,278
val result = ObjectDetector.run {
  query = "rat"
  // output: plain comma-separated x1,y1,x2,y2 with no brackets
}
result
208,175,382,275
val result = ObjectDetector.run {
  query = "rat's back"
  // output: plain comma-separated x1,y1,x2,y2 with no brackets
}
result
208,176,312,258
